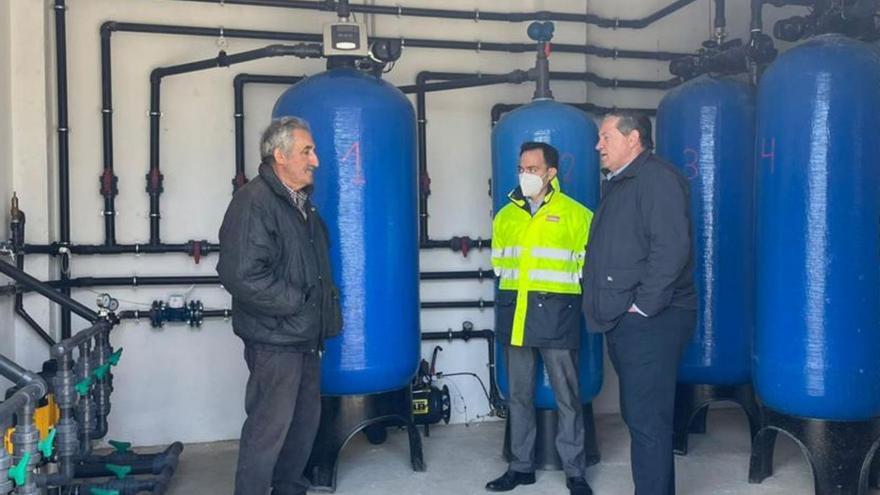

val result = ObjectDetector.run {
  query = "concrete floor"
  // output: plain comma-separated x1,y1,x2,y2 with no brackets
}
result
161,409,880,495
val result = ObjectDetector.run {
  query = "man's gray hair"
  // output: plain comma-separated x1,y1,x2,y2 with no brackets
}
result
604,110,654,150
260,116,312,163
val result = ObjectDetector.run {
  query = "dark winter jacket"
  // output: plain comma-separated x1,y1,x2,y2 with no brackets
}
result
217,163,342,351
582,150,697,333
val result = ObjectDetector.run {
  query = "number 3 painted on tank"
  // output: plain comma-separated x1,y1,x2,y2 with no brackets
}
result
683,148,699,180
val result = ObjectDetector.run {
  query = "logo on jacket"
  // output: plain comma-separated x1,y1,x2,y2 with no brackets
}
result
546,215,560,223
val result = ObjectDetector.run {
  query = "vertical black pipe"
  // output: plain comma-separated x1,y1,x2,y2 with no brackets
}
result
100,23,117,246
416,86,429,245
714,0,727,29
54,0,72,338
148,74,163,245
233,74,305,193
233,76,247,192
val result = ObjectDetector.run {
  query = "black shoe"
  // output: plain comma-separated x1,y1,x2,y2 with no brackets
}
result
485,471,536,492
566,476,593,495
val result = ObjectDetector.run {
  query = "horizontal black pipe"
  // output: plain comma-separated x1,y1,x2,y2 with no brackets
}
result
422,328,494,341
116,309,232,320
404,70,534,94
172,0,699,28
0,259,99,322
23,242,219,256
75,442,183,479
419,238,492,251
421,300,494,310
103,21,687,61
16,270,494,292
408,70,678,94
491,102,657,126
420,270,494,281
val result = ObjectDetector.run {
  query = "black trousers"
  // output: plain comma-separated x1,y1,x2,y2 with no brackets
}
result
606,307,695,495
234,347,322,495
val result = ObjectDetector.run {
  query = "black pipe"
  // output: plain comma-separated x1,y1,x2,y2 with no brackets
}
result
0,259,99,323
491,102,657,126
17,270,492,293
148,44,322,245
100,24,118,247
103,21,686,61
420,237,492,252
420,270,494,281
172,0,699,29
402,70,679,95
15,256,55,347
421,325,500,410
10,199,55,346
233,74,306,191
23,242,219,259
421,300,494,310
69,465,174,495
54,0,72,339
714,0,727,30
74,442,184,479
406,70,534,94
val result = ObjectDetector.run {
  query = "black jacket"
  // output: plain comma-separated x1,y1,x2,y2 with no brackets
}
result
217,163,342,351
582,151,696,332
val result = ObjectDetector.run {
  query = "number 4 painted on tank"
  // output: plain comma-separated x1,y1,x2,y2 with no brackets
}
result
760,137,776,174
341,141,365,186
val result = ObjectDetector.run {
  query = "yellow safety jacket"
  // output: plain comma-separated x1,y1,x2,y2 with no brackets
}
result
492,178,592,347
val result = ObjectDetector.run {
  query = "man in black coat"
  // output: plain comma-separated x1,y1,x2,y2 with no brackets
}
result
217,116,342,495
581,111,696,495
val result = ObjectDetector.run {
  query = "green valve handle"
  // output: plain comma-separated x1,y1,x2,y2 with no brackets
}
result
108,348,123,366
108,440,131,453
38,427,57,458
75,377,93,397
105,463,131,480
90,489,120,495
93,363,111,380
7,452,30,487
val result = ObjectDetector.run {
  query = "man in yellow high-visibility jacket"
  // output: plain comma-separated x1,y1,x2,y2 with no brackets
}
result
487,142,593,495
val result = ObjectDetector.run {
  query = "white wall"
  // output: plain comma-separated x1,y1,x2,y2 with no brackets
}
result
3,0,807,446
0,0,13,374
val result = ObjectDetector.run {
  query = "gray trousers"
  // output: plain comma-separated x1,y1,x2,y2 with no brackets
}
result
505,345,586,477
234,347,322,495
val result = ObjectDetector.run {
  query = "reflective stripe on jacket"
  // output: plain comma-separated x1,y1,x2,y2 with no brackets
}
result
492,177,592,347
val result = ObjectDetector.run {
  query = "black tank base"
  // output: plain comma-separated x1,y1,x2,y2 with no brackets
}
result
503,403,600,471
673,382,760,455
749,407,880,495
306,386,424,493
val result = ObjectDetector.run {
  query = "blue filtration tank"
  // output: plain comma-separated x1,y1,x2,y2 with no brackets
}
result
656,75,755,385
492,100,603,409
755,34,880,420
273,68,420,396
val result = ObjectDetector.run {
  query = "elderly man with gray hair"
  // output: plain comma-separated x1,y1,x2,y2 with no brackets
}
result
217,116,342,495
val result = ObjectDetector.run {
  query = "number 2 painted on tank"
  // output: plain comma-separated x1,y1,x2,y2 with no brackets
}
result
341,141,365,186
759,137,776,174
683,147,699,180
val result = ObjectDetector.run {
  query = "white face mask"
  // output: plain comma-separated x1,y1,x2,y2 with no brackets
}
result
519,172,545,198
